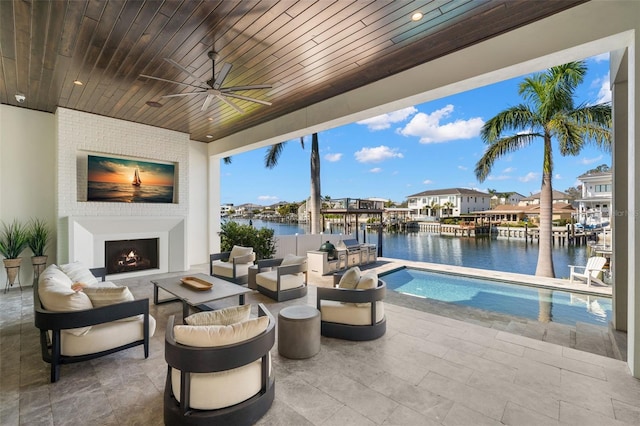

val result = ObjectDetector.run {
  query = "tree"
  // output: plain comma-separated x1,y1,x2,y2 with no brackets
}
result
429,201,441,218
442,201,455,217
265,133,322,234
475,61,611,278
585,163,611,174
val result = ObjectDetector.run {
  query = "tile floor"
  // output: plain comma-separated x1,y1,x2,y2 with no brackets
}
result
1,262,639,425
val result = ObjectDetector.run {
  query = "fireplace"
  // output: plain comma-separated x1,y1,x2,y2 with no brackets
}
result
105,238,159,275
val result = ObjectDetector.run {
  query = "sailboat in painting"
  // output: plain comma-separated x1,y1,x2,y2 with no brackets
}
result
132,168,141,186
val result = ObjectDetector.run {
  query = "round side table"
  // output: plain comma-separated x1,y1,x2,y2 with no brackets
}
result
278,305,320,359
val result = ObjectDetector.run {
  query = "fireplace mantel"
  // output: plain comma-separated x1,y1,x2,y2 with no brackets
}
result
65,216,187,279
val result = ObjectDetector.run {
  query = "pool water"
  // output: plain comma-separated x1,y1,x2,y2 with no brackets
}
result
381,268,611,327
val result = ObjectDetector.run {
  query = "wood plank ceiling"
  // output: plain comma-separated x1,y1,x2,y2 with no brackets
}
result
0,0,586,143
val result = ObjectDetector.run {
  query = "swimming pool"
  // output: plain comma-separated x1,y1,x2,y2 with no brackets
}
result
380,268,611,327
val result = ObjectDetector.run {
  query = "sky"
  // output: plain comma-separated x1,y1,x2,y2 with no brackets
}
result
221,54,612,206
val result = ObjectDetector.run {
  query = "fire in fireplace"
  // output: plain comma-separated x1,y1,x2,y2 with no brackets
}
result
105,238,159,275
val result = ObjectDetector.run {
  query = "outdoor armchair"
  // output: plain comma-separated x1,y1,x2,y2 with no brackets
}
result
255,254,308,302
210,245,256,284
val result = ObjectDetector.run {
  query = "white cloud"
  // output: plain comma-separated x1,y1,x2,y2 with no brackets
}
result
369,167,382,173
502,166,515,173
356,107,418,131
457,165,468,171
519,172,539,183
593,71,611,104
487,175,510,181
554,173,562,179
354,146,404,163
258,195,278,201
590,52,609,63
423,179,433,185
324,153,342,162
397,104,484,143
580,155,603,165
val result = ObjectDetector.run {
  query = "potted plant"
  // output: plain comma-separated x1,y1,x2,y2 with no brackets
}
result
0,219,29,290
27,218,51,279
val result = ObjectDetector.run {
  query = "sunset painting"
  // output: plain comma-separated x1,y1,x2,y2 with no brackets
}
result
87,155,175,203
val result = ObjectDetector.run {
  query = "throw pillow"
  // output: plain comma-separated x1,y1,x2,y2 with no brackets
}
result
38,264,94,336
356,272,378,290
281,254,306,267
82,286,134,308
229,245,253,261
185,304,251,326
338,266,360,289
60,261,99,287
174,316,269,348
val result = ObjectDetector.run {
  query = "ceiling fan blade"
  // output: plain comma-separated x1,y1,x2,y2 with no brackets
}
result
220,84,272,92
213,62,233,90
140,74,203,89
164,58,207,86
216,94,244,114
222,92,272,106
162,91,207,98
201,94,215,112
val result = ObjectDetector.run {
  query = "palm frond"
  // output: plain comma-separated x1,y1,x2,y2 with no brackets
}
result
481,105,537,143
475,134,537,182
265,142,287,169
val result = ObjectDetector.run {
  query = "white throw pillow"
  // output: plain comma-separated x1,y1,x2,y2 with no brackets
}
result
38,264,93,336
60,261,99,286
356,272,378,290
185,305,251,326
82,286,134,307
229,245,253,261
174,316,268,348
281,254,306,266
338,267,361,289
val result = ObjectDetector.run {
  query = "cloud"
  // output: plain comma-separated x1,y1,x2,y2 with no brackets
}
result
258,195,278,201
502,167,515,173
397,104,484,143
554,173,562,179
590,52,609,63
324,153,342,162
354,146,404,163
487,175,511,181
423,179,433,185
356,107,418,130
580,155,603,165
594,71,611,104
369,167,382,173
519,172,539,183
457,165,468,171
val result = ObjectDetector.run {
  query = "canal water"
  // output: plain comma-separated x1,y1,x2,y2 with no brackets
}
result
231,219,588,279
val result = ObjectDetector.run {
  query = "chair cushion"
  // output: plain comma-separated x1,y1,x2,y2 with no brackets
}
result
229,245,253,260
59,261,99,286
212,261,251,279
171,355,271,410
354,273,379,307
58,314,156,356
173,316,269,348
38,264,93,336
255,270,304,291
338,267,361,289
281,254,306,266
320,300,385,326
185,305,251,326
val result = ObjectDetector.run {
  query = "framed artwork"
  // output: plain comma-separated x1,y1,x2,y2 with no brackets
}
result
87,154,175,203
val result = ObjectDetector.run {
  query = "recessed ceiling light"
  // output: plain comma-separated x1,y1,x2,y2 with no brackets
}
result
206,135,213,139
411,12,423,21
208,117,214,121
145,101,163,108
73,80,83,86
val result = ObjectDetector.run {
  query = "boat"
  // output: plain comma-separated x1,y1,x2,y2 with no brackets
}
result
132,168,141,186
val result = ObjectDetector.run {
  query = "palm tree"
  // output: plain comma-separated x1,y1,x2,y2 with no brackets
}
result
266,133,322,234
429,201,441,218
442,201,455,218
475,61,611,278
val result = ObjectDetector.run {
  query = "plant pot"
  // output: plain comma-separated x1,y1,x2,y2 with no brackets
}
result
31,255,48,280
3,258,22,286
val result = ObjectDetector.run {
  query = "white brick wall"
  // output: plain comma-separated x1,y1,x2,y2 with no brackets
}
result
56,108,190,262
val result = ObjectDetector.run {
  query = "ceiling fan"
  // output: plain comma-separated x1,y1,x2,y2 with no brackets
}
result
140,51,272,114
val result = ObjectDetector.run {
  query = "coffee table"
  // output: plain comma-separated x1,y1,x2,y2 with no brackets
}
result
151,273,252,320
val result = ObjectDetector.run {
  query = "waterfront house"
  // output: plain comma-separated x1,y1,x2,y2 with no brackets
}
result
2,2,640,423
518,190,572,206
490,192,526,208
576,170,613,226
407,188,490,220
478,203,576,225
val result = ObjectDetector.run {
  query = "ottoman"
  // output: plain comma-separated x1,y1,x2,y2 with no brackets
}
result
278,305,321,359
